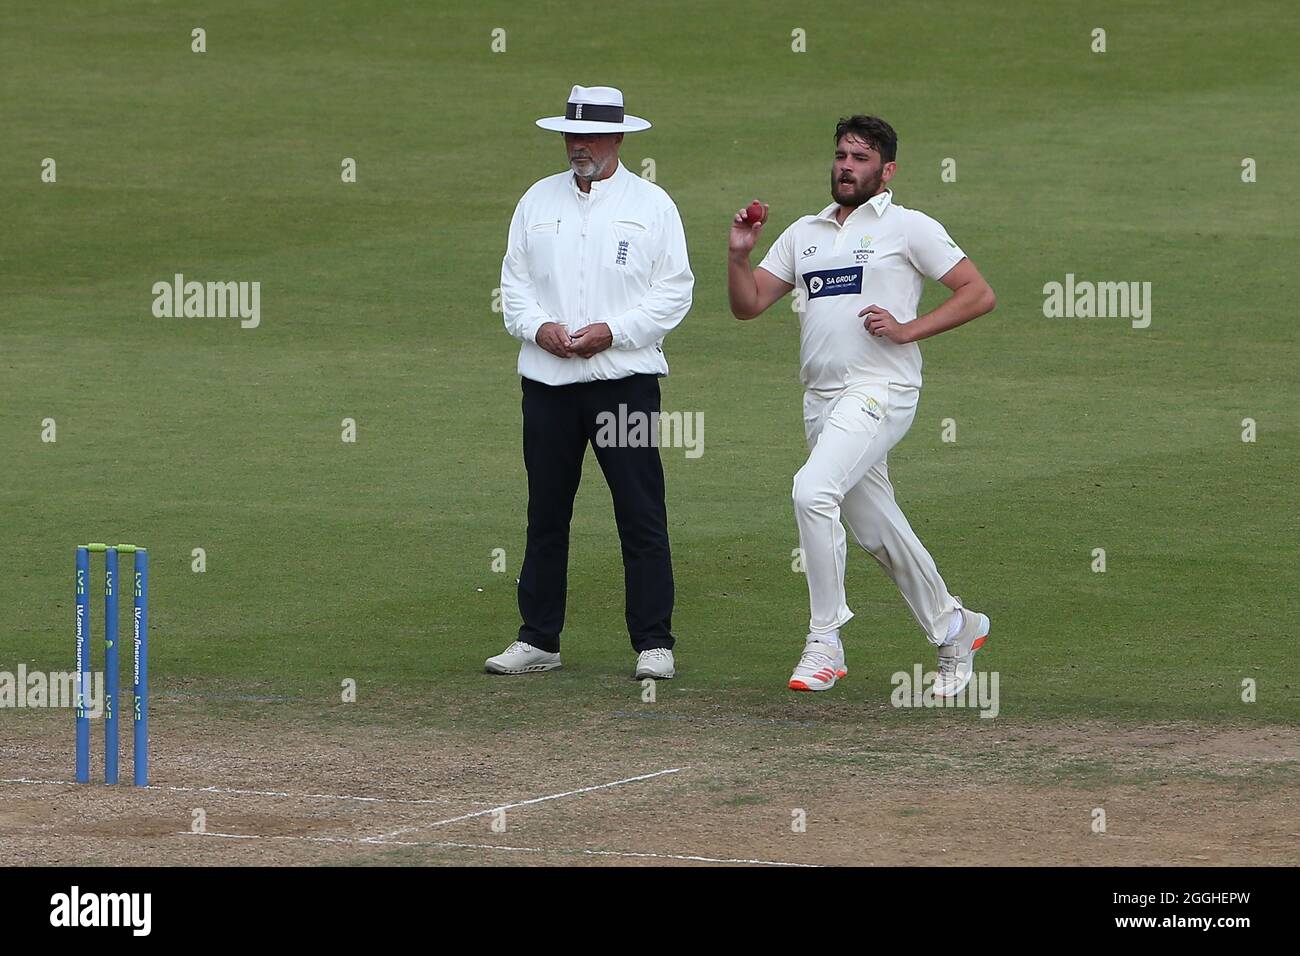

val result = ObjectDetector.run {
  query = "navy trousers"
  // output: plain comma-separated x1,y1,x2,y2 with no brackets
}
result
516,373,675,653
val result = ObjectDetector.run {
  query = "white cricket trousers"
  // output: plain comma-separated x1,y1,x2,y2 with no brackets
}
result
792,381,958,646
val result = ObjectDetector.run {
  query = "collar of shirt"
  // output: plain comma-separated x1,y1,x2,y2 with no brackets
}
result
816,188,893,226
568,160,629,202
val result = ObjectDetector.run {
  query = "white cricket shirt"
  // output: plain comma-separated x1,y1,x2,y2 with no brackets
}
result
757,190,965,390
501,161,694,385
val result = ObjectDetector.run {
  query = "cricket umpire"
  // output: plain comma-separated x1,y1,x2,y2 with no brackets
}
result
487,85,694,680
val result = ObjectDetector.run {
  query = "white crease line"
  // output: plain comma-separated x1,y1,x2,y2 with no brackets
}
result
181,830,818,867
164,784,474,807
368,767,686,843
0,777,477,807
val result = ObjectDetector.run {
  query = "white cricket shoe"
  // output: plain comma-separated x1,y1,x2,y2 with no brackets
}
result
634,648,675,679
935,601,990,698
788,639,847,692
485,640,561,675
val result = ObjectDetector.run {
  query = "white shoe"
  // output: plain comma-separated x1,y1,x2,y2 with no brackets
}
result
935,601,989,698
634,648,675,679
788,639,847,692
485,640,561,675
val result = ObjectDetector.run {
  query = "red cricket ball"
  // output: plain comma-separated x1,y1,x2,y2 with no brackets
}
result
746,201,766,226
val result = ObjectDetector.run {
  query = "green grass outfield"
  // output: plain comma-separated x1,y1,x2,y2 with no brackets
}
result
2,0,1296,733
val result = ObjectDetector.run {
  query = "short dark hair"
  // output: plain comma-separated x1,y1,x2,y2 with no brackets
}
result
834,115,897,163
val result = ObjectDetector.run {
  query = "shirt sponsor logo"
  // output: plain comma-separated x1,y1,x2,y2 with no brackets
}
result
803,266,862,298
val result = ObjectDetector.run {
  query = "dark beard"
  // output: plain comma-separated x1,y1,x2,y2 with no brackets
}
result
832,172,882,207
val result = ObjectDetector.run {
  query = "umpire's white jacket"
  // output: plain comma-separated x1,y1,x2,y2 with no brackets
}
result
501,161,694,385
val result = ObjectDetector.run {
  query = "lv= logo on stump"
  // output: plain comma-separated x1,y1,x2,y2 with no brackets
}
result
75,543,149,786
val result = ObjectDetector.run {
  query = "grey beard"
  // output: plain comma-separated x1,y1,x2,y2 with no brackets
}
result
571,155,611,180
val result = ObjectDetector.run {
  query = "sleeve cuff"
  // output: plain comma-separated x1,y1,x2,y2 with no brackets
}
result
756,261,794,285
526,317,550,343
605,317,632,349
931,252,966,282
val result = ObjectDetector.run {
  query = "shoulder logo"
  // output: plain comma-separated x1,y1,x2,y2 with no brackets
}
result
802,245,817,258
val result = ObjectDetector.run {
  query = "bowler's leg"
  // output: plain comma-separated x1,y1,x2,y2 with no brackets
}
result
793,388,898,635
841,460,959,646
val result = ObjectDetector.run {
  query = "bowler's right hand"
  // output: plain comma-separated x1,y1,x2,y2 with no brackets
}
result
728,200,768,256
536,322,574,358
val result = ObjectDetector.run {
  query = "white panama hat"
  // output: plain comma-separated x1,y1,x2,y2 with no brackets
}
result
535,85,652,134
